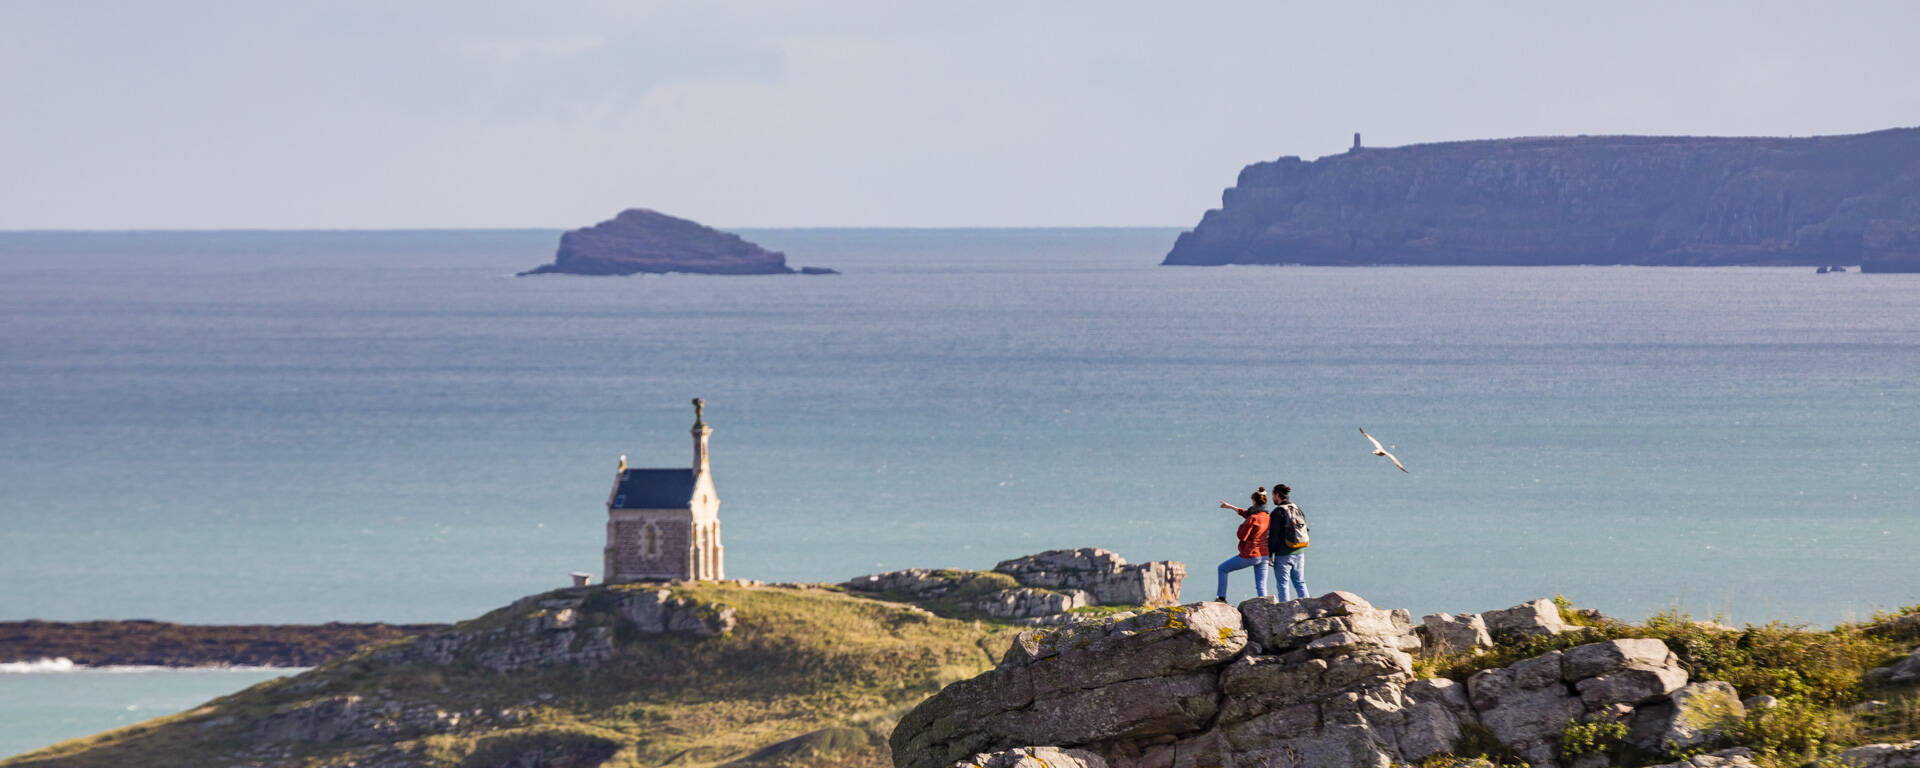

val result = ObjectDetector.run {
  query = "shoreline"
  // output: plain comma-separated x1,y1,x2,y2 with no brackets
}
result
0,620,444,669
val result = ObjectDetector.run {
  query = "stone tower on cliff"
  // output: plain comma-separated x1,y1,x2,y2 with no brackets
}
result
603,399,723,583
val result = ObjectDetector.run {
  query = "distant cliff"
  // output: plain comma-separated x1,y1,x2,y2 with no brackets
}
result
1164,128,1920,267
519,208,835,276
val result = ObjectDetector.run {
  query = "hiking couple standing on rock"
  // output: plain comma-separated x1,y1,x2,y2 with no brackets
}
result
1215,484,1310,603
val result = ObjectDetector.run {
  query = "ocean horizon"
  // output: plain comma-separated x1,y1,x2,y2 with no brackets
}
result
2,227,1916,757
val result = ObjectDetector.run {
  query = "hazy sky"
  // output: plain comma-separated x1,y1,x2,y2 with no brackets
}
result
3,2,1917,229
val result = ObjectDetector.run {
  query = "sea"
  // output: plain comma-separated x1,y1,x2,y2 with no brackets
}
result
1,228,1916,757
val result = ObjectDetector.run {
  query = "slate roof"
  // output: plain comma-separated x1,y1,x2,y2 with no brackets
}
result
611,468,696,510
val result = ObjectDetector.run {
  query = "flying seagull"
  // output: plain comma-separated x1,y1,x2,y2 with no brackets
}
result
1359,428,1408,473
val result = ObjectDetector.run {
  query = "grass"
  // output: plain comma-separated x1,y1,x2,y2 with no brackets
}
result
1412,601,1920,767
1,583,1012,768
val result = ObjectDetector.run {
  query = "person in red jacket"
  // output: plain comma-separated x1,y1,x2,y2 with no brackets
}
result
1213,487,1272,602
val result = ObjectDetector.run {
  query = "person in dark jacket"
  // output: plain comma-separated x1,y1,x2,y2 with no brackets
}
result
1267,483,1310,601
1213,488,1272,602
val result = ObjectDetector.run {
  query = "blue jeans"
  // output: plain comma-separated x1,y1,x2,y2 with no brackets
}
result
1274,551,1308,601
1216,555,1270,599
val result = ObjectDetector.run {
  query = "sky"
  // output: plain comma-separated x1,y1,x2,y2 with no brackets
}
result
2,1,1917,229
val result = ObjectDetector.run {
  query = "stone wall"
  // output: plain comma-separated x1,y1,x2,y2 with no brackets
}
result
607,514,691,581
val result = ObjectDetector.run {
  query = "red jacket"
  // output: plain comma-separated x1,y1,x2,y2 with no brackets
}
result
1236,509,1271,558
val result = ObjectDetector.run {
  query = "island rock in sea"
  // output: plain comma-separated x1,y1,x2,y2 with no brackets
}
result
1164,127,1920,268
518,208,835,276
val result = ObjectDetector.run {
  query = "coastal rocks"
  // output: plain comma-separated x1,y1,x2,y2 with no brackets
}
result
1420,612,1494,654
842,549,1185,622
370,588,731,673
893,593,1719,768
247,695,511,744
1834,740,1920,768
1645,747,1759,768
841,569,973,599
518,208,832,276
993,549,1186,608
1629,681,1745,753
974,588,1091,620
1417,598,1563,655
1164,128,1920,268
617,588,737,636
1482,598,1569,641
1867,646,1920,684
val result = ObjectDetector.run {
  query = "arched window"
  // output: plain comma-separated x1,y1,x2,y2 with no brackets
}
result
641,522,661,559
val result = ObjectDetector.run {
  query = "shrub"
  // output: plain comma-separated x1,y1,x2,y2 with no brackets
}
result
1557,717,1628,761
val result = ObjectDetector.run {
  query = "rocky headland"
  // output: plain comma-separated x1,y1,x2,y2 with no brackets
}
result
517,208,836,276
1164,127,1920,268
7,549,1919,768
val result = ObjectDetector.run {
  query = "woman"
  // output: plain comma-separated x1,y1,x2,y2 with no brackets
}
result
1213,487,1272,602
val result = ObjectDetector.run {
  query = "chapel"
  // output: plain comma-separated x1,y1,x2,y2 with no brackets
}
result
603,399,723,583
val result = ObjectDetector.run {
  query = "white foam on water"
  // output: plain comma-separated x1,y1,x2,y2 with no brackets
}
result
0,657,75,674
0,658,307,675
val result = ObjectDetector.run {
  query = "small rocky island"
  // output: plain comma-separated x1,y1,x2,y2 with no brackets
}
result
518,208,836,276
1166,127,1920,267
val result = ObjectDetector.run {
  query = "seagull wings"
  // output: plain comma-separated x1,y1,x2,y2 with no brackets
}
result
1383,451,1408,473
1359,428,1386,452
1359,428,1409,472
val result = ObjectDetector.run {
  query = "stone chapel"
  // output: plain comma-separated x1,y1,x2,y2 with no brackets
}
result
603,399,723,583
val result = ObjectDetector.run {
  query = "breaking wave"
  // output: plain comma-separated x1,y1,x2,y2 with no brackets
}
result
0,658,306,674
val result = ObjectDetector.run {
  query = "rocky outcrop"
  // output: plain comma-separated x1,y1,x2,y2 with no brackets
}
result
1164,128,1920,267
993,549,1186,609
893,592,1735,768
369,587,732,673
1868,645,1920,684
518,208,832,276
841,549,1185,623
1834,740,1920,768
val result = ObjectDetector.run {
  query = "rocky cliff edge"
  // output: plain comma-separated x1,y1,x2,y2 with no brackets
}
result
1164,128,1920,267
894,591,1920,768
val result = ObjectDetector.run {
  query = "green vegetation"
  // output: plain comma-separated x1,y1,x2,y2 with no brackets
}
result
1414,602,1920,767
1557,717,1629,762
2,583,1014,768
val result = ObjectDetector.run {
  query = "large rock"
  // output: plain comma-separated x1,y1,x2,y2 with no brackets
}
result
897,603,1243,768
1868,646,1920,684
1628,681,1745,753
993,549,1185,607
1163,128,1920,268
1482,598,1569,641
1420,612,1493,655
1564,639,1687,708
519,208,821,276
1834,741,1920,768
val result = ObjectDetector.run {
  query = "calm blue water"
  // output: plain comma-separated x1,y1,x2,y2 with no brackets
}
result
1,229,1917,756
0,664,292,758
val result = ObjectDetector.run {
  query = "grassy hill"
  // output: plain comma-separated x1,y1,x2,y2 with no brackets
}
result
2,581,1020,768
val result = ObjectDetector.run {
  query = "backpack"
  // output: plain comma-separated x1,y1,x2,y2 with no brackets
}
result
1269,503,1309,552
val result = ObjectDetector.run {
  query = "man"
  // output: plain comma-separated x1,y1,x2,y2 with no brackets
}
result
1267,483,1310,600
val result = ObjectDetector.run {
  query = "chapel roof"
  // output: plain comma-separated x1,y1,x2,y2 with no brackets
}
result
611,468,696,510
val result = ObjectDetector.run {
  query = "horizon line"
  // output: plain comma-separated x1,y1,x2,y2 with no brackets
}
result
0,224,1193,234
